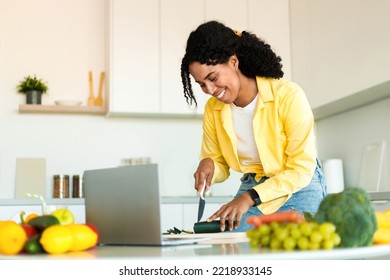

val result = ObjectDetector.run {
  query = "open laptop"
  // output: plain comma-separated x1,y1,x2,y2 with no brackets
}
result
83,164,209,246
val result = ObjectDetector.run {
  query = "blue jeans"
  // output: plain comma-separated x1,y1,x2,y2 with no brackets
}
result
232,159,327,232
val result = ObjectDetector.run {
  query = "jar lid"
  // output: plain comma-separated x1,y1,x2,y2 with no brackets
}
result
53,174,69,179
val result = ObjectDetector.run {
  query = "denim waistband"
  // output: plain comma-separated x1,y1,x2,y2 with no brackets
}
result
241,173,268,185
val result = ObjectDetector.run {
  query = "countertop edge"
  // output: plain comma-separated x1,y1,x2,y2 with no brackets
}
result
1,192,388,206
0,196,233,206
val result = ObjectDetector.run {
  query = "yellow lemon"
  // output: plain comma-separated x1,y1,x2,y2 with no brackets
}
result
373,227,390,244
0,221,27,255
40,225,74,254
51,208,75,225
66,224,98,252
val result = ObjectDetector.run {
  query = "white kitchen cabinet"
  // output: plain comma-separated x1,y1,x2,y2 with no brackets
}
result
109,0,202,116
205,0,291,80
204,0,248,32
248,0,291,80
290,0,390,110
160,0,206,115
108,0,160,114
160,203,183,233
109,0,291,116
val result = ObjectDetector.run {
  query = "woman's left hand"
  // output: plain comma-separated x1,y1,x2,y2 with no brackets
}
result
207,191,254,231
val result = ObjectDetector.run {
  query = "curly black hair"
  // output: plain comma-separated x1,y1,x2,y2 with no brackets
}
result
181,20,284,107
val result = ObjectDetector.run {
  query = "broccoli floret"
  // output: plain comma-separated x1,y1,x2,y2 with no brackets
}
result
315,187,377,248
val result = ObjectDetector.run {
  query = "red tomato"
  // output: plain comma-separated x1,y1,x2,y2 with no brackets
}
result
85,223,99,245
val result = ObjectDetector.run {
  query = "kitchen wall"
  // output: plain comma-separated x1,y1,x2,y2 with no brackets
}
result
2,0,389,200
289,0,390,193
0,0,241,199
316,98,390,192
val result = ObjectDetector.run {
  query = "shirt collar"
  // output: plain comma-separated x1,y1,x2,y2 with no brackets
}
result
212,76,275,111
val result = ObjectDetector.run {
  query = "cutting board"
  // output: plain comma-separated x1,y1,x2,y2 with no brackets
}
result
164,232,249,244
164,232,247,239
15,158,46,198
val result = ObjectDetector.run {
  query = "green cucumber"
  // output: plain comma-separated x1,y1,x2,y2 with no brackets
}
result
27,215,60,232
193,221,228,233
24,234,45,254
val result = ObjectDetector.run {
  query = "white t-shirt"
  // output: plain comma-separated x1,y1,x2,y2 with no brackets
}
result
230,94,261,165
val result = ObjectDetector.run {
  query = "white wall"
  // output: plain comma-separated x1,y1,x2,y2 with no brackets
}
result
316,97,390,192
290,0,390,109
0,0,241,199
289,0,390,193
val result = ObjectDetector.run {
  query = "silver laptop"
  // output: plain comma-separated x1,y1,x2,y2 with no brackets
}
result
83,164,208,246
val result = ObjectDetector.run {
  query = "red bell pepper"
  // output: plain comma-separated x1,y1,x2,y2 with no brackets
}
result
21,224,38,238
86,223,99,245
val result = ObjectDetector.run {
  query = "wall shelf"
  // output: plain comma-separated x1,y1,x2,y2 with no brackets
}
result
19,104,107,115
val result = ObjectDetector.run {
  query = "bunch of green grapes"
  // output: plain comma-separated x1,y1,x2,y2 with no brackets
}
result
246,221,341,251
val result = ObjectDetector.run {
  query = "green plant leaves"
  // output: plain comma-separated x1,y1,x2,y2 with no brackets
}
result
17,75,48,94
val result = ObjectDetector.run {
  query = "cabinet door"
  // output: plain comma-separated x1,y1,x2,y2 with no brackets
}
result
160,204,183,232
290,0,390,109
204,0,248,31
160,0,206,115
109,0,160,114
248,0,291,80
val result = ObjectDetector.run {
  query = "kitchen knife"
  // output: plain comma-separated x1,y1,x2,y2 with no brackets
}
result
197,180,206,222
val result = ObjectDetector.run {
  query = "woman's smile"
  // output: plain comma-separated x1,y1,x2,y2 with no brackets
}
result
215,89,226,99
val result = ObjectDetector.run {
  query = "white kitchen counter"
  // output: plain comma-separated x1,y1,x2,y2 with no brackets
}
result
1,236,390,260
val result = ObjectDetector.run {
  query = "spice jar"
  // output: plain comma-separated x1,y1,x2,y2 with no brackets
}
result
72,175,84,198
53,175,70,198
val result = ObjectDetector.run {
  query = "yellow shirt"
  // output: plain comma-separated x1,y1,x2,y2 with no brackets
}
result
201,77,317,214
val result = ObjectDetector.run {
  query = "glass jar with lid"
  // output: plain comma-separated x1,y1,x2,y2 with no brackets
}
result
53,175,70,198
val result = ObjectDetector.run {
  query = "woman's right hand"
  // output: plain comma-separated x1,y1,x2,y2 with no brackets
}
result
193,158,214,194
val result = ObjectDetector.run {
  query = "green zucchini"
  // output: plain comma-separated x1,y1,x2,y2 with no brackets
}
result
27,215,60,232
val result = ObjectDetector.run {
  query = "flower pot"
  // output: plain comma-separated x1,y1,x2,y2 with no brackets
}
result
26,90,42,105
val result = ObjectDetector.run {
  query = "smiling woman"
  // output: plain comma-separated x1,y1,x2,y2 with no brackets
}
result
180,20,327,233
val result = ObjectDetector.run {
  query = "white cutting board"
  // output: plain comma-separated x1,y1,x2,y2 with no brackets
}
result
164,232,247,239
359,141,386,192
164,232,249,244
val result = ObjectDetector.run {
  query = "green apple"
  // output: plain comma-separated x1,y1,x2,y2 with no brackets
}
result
51,208,75,225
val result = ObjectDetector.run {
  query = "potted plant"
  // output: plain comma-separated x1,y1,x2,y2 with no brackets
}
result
17,75,48,105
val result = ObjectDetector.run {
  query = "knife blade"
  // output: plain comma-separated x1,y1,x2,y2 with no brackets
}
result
197,180,206,222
